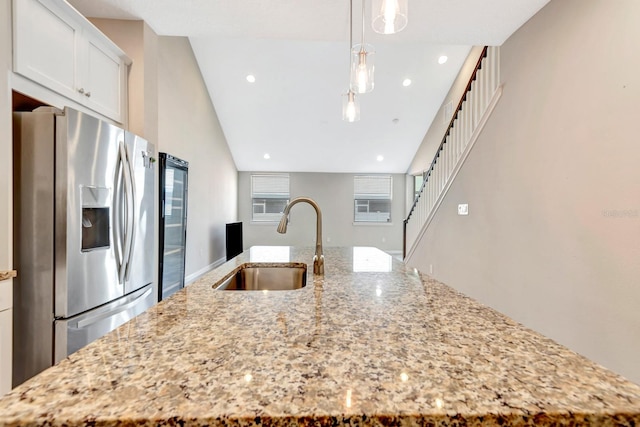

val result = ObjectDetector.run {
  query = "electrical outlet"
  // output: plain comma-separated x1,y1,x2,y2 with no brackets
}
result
458,204,469,215
429,264,433,274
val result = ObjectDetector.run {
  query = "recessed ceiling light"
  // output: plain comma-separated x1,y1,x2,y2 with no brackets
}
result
263,153,270,159
438,55,448,65
402,78,412,87
246,74,256,83
376,155,384,162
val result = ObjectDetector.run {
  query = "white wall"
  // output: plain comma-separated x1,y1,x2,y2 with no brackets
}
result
158,37,238,278
238,172,404,253
407,0,640,384
0,0,13,396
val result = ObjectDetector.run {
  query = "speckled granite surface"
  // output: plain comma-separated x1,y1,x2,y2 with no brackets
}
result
1,246,640,426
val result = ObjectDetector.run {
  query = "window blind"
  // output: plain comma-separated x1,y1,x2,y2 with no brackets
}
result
251,174,290,199
354,175,392,200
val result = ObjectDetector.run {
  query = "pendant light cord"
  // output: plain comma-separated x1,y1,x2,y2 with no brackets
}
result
360,0,365,53
348,0,353,82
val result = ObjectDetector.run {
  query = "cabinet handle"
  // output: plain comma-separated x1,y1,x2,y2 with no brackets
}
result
78,88,85,94
0,270,17,282
85,92,91,98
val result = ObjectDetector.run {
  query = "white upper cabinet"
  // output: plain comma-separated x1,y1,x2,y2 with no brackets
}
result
12,0,130,123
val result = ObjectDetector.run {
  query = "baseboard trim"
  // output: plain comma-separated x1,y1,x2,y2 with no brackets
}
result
185,256,227,285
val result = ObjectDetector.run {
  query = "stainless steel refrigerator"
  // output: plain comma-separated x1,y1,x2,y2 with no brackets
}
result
158,153,188,301
12,107,156,386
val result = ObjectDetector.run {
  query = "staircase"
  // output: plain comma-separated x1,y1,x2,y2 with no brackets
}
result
404,46,502,260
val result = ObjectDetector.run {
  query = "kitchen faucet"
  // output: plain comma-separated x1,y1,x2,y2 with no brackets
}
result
277,197,324,275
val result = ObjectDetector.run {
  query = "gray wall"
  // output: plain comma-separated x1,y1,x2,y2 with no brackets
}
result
239,172,404,253
157,37,238,278
407,0,640,384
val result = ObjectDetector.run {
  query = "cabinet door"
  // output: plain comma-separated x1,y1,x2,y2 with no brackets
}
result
0,308,10,395
13,0,129,123
81,35,124,122
13,0,80,101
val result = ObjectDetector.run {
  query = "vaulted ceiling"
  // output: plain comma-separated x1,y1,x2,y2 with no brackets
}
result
68,0,550,173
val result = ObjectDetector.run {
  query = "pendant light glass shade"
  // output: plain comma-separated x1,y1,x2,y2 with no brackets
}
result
342,90,360,122
350,44,375,94
372,0,408,34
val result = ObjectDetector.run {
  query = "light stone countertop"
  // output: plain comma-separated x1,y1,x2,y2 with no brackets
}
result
1,246,640,426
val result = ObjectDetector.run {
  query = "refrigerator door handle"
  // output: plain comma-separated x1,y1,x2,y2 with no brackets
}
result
118,141,134,285
114,143,125,283
123,144,137,282
76,287,152,328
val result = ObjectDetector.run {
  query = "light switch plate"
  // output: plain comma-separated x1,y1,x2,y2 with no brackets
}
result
458,204,469,215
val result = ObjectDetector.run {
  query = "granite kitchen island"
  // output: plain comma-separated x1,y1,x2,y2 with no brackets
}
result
1,246,640,426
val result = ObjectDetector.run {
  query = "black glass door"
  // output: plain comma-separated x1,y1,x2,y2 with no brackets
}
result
158,153,189,301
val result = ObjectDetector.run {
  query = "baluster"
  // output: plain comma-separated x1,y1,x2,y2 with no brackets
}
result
434,153,442,197
487,49,496,95
489,47,497,91
426,176,432,212
473,81,480,130
484,61,491,107
442,143,451,182
462,99,473,147
435,158,440,196
463,92,470,136
440,155,444,190
435,160,440,196
453,123,459,161
449,135,455,177
441,143,448,185
468,95,473,139
438,152,447,191
445,141,452,182
466,98,472,143
477,69,484,113
458,109,465,156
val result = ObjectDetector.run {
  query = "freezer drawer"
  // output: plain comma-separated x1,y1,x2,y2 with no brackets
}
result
54,285,153,363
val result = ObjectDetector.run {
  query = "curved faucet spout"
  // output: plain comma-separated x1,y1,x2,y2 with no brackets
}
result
277,197,324,275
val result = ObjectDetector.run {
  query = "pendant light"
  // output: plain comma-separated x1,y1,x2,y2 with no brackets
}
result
350,0,374,94
343,0,360,122
342,90,360,122
372,0,408,35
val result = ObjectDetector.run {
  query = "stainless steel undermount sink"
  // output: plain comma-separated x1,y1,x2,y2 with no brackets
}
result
215,263,307,291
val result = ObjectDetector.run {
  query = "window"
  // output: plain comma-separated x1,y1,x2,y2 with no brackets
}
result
354,175,392,223
251,174,290,222
414,174,424,201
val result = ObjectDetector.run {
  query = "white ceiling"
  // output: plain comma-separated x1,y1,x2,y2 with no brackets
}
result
68,0,550,173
